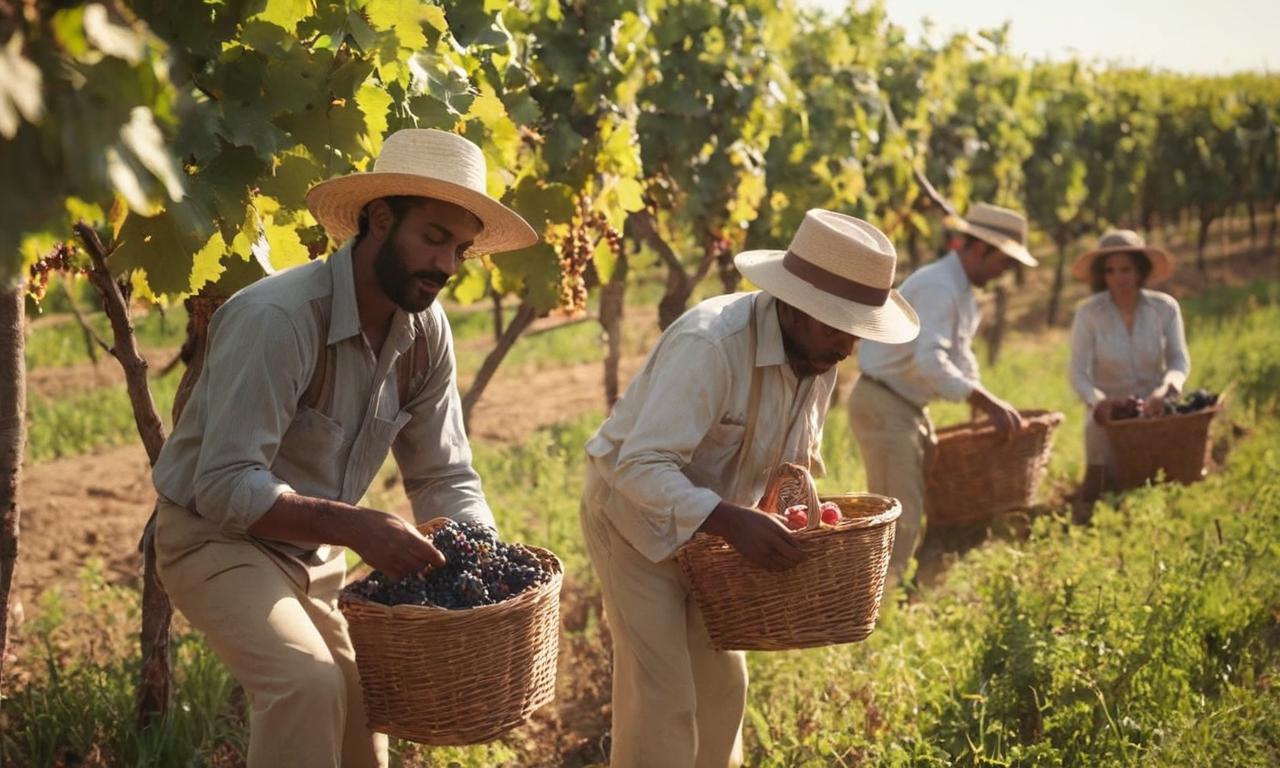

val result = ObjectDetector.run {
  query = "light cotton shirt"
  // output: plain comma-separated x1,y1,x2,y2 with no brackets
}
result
858,251,980,407
153,242,493,553
584,292,836,563
1069,289,1190,407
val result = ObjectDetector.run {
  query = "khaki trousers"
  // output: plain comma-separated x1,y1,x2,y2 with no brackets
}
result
580,466,747,768
847,377,932,582
154,499,387,768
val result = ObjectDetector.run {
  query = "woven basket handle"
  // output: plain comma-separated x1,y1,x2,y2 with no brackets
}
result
759,462,822,532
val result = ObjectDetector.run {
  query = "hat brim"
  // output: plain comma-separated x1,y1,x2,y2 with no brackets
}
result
735,250,920,344
944,214,1038,267
1070,245,1175,285
305,172,539,254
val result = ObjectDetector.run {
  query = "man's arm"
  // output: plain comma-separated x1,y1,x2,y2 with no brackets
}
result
609,331,804,568
190,301,307,533
903,283,1023,434
908,283,980,403
247,494,443,580
392,307,495,531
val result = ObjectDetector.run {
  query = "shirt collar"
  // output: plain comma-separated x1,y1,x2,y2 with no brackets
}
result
755,292,787,368
327,242,362,345
942,250,972,291
326,241,421,349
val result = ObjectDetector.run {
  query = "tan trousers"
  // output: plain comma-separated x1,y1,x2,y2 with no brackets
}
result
154,499,387,768
580,467,747,768
847,377,932,582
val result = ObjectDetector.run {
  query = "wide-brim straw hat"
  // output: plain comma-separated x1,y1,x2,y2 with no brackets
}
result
735,210,920,344
1071,229,1175,284
943,202,1038,267
305,129,538,254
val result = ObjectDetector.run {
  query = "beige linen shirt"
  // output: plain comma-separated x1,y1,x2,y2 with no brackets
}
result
153,242,492,555
857,252,980,407
1069,289,1190,406
584,292,836,563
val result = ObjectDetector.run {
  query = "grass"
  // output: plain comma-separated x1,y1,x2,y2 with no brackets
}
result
25,373,180,462
4,281,1277,766
25,289,188,370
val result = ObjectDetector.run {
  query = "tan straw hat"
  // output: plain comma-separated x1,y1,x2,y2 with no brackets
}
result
1071,229,1174,284
735,210,920,344
943,202,1038,267
305,129,538,254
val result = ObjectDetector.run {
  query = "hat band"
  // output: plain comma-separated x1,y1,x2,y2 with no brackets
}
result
969,220,1025,244
782,251,890,307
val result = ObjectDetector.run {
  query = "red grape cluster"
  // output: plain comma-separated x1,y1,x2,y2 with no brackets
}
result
558,222,591,314
344,520,552,610
28,242,87,302
556,195,625,314
781,501,842,530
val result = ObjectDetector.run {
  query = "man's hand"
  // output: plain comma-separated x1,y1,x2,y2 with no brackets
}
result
966,386,1026,437
345,508,446,581
247,494,445,582
698,502,808,571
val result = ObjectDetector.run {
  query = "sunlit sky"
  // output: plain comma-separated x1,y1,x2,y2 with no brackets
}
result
804,0,1277,75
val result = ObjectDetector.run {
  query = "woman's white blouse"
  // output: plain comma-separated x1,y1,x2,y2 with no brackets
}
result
1069,289,1190,406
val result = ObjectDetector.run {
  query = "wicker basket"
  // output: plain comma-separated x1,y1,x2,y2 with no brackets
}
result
675,464,900,651
1103,406,1220,490
338,519,563,745
925,409,1064,527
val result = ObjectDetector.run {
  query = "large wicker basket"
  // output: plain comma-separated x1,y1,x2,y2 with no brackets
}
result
338,519,563,745
675,464,900,651
925,409,1064,527
1103,406,1220,490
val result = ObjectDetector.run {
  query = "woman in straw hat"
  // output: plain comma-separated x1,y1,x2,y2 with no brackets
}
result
580,210,918,767
151,128,537,767
850,202,1037,584
1068,229,1188,504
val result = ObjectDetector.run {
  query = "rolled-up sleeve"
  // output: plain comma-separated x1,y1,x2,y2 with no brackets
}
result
1069,306,1106,406
1160,299,1190,393
192,303,304,534
910,284,976,402
392,313,495,532
608,332,728,562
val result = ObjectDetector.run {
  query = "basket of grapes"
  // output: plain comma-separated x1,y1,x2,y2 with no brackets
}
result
676,463,900,651
338,518,563,745
1103,388,1222,490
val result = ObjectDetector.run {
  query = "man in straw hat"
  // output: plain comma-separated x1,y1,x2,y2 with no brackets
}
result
849,202,1038,583
151,128,538,767
1068,229,1185,507
580,209,919,767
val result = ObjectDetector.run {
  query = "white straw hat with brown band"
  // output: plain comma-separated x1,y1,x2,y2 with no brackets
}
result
1071,229,1175,285
943,202,1038,267
735,209,921,344
305,128,539,254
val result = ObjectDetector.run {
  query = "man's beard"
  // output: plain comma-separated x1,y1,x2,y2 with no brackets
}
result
780,331,844,378
373,236,450,313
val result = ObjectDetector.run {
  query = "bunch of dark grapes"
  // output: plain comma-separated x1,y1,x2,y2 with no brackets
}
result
1111,389,1219,421
28,242,88,302
1168,388,1218,415
345,520,552,610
